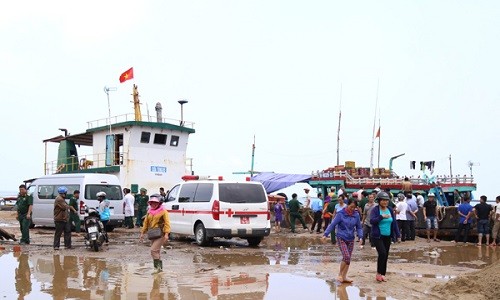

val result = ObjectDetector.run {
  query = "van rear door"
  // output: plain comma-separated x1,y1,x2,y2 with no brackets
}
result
216,183,269,230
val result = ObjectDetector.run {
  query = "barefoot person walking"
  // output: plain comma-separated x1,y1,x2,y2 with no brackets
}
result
322,197,363,283
370,191,400,282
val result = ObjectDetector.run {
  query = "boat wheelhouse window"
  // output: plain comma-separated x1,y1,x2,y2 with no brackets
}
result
153,133,167,145
170,135,179,147
140,132,151,144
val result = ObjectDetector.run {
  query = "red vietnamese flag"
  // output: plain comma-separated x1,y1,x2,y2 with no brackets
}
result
375,127,381,138
119,67,134,83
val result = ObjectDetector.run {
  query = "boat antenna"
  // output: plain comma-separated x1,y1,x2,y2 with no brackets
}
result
336,83,342,166
104,86,117,135
369,79,379,177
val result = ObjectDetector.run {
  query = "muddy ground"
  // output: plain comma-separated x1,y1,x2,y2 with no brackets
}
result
1,210,499,299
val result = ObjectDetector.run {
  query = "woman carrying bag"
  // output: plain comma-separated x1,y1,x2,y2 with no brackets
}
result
139,195,171,273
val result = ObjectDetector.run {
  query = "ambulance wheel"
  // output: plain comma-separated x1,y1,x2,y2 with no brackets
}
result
195,223,211,246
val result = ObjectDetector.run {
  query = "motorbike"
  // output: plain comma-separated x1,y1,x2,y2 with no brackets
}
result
83,207,106,252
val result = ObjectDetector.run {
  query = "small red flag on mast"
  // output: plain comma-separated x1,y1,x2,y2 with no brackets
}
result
119,67,134,83
375,127,380,138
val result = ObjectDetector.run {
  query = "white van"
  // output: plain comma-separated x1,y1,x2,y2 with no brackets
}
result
164,178,271,246
27,173,124,230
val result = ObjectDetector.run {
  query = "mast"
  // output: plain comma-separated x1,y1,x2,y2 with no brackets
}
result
336,84,342,166
377,117,381,169
133,84,142,121
250,135,256,177
370,80,379,177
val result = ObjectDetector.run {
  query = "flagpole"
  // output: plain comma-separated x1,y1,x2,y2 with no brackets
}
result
369,80,379,177
336,83,342,166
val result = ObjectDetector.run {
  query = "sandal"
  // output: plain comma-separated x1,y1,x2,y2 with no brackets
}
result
434,239,440,242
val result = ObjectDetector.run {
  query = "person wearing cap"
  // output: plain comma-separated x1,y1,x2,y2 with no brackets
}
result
370,191,400,282
53,186,77,250
423,193,440,242
16,184,33,245
97,191,111,243
135,188,149,227
140,195,171,273
68,190,81,232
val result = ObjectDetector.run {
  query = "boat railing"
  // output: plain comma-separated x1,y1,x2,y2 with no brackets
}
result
311,170,349,179
311,170,475,185
44,152,128,175
87,114,195,130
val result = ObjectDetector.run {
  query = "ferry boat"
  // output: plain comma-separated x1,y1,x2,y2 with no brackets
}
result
41,85,195,193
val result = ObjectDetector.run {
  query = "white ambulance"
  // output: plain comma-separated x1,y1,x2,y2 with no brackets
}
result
164,176,271,246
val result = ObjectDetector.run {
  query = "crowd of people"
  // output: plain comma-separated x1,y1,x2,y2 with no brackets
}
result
272,186,500,283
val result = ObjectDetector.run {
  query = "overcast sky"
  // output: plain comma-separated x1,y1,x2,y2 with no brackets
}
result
1,1,498,198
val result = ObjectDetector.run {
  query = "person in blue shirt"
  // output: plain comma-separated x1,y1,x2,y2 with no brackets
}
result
454,197,473,243
310,193,324,234
322,197,363,283
370,191,400,283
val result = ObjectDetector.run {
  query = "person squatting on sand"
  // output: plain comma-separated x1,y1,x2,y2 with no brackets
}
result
322,197,363,283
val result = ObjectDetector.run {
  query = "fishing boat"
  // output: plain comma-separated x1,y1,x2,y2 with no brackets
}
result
307,159,479,236
40,85,195,193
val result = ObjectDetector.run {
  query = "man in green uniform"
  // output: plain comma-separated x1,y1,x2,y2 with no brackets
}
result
68,190,81,232
16,184,33,244
288,193,309,233
135,188,149,227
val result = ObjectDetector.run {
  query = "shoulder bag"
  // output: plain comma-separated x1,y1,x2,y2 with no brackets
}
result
147,216,165,240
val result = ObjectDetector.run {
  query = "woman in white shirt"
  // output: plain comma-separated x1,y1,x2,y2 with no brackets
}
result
395,193,409,242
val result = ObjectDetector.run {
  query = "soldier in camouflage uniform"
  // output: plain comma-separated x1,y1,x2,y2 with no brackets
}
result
68,190,81,232
16,184,33,244
135,188,149,227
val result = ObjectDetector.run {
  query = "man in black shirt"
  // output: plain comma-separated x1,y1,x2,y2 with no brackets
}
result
423,193,439,242
473,195,493,246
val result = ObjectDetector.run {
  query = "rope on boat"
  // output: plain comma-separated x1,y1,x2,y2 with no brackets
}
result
437,206,446,222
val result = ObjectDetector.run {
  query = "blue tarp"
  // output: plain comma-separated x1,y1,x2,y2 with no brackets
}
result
251,172,311,193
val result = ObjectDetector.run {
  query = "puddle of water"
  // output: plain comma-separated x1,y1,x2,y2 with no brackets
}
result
0,252,398,300
390,245,500,268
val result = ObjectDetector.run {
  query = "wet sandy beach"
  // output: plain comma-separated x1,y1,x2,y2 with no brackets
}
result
0,210,499,299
